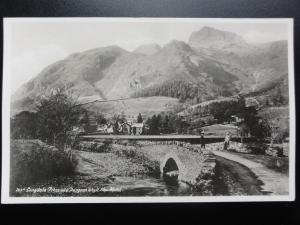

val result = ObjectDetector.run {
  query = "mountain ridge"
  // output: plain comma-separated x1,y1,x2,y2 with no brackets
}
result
11,26,288,116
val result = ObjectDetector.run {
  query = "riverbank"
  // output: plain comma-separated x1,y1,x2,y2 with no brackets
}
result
13,144,162,197
13,143,214,197
11,141,273,197
75,147,160,178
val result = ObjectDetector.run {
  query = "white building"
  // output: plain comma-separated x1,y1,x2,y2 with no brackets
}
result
131,123,144,135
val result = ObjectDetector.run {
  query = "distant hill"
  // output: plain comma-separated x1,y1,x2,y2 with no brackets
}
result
133,43,162,55
11,26,288,117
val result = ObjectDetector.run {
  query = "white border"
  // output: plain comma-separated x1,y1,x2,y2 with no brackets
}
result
1,17,295,204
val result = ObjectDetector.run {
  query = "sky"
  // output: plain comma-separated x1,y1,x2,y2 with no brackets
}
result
5,18,289,93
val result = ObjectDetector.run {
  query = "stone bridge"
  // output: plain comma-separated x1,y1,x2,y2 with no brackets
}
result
158,147,216,186
80,134,256,144
77,135,255,189
77,138,217,188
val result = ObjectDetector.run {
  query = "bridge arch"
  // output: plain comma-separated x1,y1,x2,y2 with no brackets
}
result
163,158,179,173
160,152,187,181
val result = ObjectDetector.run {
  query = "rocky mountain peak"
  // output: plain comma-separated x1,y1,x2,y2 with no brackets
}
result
162,40,193,53
188,26,246,49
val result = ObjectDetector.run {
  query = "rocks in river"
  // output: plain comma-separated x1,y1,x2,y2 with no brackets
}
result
165,170,179,177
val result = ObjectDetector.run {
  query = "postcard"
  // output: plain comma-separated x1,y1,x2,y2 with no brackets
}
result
2,18,295,203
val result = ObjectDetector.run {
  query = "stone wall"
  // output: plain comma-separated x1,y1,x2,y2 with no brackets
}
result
205,141,265,154
283,142,289,157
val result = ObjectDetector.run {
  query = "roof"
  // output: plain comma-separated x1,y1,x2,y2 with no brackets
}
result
131,123,144,128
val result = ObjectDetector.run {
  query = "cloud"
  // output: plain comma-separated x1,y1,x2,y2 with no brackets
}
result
11,44,68,93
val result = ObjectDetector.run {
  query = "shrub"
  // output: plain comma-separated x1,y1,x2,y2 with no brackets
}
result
247,142,268,155
10,140,77,194
77,140,112,153
94,140,112,153
194,168,215,195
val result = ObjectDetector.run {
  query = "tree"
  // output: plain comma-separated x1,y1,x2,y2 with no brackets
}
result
95,113,107,125
120,111,127,123
157,114,162,131
174,116,189,134
137,113,143,123
238,106,270,141
147,115,160,135
110,114,120,134
162,115,170,133
114,120,120,134
11,111,38,139
35,88,84,149
262,113,288,144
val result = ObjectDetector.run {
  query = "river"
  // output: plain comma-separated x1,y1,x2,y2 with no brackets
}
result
14,174,195,197
96,175,194,196
13,151,264,197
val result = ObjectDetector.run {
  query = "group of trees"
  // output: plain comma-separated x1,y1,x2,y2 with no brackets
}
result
143,96,272,140
145,113,189,135
200,97,271,140
237,106,270,141
132,80,229,104
11,87,280,146
184,97,246,124
11,89,86,150
269,87,288,106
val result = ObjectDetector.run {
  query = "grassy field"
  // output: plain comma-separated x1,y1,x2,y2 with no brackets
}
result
258,106,289,120
201,124,239,136
83,96,180,118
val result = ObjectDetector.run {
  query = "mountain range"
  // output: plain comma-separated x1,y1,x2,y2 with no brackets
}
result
11,26,288,116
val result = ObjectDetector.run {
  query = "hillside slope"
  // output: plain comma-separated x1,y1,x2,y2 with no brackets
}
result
11,26,288,116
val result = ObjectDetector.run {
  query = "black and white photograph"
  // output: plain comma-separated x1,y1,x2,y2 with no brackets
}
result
1,18,295,203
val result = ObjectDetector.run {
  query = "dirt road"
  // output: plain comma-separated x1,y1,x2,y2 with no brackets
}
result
213,150,289,195
214,156,264,195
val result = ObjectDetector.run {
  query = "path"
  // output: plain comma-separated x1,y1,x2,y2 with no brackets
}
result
212,150,289,195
